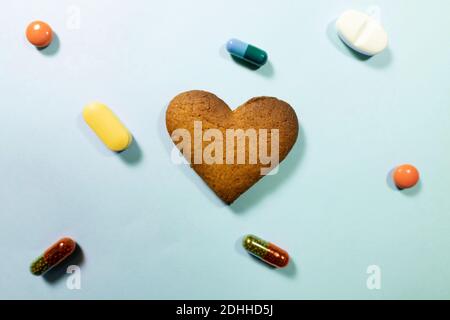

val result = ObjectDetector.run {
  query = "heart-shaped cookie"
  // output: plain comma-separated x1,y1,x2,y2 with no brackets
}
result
166,90,299,204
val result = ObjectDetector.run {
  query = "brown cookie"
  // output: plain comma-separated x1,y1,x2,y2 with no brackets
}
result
166,90,299,204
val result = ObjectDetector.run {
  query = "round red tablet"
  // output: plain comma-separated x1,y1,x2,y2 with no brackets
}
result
26,21,53,48
393,164,420,189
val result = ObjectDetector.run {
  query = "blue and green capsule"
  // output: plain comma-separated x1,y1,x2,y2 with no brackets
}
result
226,38,268,67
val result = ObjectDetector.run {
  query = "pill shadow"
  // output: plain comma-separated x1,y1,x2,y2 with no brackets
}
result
229,125,306,213
400,180,422,196
386,168,397,191
386,167,422,195
231,56,275,78
157,104,226,208
43,244,84,284
235,238,297,279
256,60,274,78
326,20,392,68
38,32,60,56
219,45,275,78
118,137,143,165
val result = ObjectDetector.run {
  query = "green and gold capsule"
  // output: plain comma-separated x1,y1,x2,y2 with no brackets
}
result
226,38,268,67
242,234,289,268
30,237,76,276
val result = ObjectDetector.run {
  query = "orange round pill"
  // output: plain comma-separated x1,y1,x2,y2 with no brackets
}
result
26,21,53,48
393,164,420,189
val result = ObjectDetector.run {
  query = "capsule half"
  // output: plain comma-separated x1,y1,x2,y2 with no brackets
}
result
242,234,289,268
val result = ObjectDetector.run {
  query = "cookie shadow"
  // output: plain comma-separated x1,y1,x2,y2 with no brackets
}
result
43,244,84,284
230,125,306,213
157,104,226,208
326,19,392,68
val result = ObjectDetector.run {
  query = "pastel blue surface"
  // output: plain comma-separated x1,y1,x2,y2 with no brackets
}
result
226,38,248,58
0,0,449,299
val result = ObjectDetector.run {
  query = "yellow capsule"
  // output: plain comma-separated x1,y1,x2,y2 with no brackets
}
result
83,102,132,152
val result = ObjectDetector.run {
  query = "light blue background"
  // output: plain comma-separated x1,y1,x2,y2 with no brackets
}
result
0,0,449,299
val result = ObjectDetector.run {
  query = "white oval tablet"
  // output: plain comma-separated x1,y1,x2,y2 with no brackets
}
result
336,9,388,56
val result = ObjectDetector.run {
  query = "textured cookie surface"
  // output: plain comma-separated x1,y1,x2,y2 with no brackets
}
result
166,90,299,204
